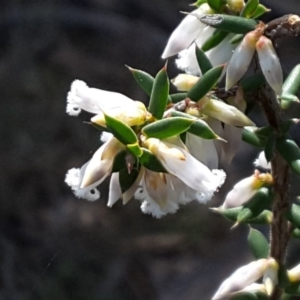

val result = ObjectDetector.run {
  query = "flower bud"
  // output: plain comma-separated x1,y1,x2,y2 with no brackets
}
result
222,171,273,208
226,26,264,90
288,263,300,283
256,36,283,95
227,0,245,12
171,74,199,91
263,258,279,296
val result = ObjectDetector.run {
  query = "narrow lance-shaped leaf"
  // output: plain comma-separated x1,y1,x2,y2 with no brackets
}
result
112,150,127,172
201,30,228,52
119,168,140,193
170,111,221,139
237,187,274,224
240,0,259,18
248,228,269,259
229,33,244,45
187,64,224,102
170,93,187,103
193,0,207,7
286,204,300,229
148,64,169,120
142,117,194,140
105,114,138,145
210,206,242,221
195,14,258,34
207,0,226,12
242,127,266,148
281,64,300,109
127,143,143,157
127,66,154,96
251,4,271,19
139,148,167,173
195,46,213,74
276,137,300,176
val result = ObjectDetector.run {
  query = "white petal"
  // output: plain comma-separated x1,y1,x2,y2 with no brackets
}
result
254,151,271,170
66,80,134,116
74,187,100,201
107,173,122,207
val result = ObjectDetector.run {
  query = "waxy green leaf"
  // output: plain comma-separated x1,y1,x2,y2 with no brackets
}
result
197,14,258,34
127,143,143,157
286,204,300,229
139,148,167,173
276,137,300,175
193,0,207,7
142,117,194,140
201,30,228,52
240,0,259,18
229,33,244,44
187,64,224,102
251,4,270,19
211,206,242,221
237,188,274,224
242,127,266,148
128,67,154,96
207,0,226,12
170,111,220,139
148,64,169,120
247,228,269,259
170,93,187,103
240,74,266,93
112,150,127,172
195,46,213,74
105,114,138,145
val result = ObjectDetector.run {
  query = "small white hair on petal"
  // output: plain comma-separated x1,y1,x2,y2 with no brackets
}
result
74,187,100,202
212,169,227,188
65,168,81,189
66,80,89,116
140,197,179,218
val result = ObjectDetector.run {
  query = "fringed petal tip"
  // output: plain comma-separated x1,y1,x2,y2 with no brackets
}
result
74,187,100,202
140,198,179,218
212,169,227,188
66,80,89,116
65,168,81,189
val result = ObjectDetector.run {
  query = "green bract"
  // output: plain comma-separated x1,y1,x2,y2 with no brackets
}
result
197,14,258,34
119,168,140,193
240,0,259,18
242,127,266,148
201,30,228,52
105,114,138,145
142,117,194,140
128,66,154,96
195,46,213,74
247,228,269,259
170,93,187,103
207,0,226,12
251,4,270,19
148,64,169,120
139,148,167,173
187,64,224,102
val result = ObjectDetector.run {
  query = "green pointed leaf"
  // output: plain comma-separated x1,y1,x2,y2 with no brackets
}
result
127,143,143,157
119,168,140,193
245,210,273,225
207,0,226,12
240,74,266,93
251,4,271,19
105,114,138,145
193,0,207,7
210,206,242,221
247,228,269,259
264,133,276,162
286,204,300,229
170,93,187,103
201,30,228,52
128,66,154,96
142,117,194,140
276,137,300,176
197,14,258,34
139,148,167,173
148,64,169,120
112,150,127,172
187,64,224,102
237,188,274,223
229,33,244,44
240,0,259,18
242,127,265,148
90,122,111,133
281,94,299,110
170,111,221,139
195,46,213,74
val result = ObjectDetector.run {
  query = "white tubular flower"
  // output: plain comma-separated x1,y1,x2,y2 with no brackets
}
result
256,36,283,95
254,151,271,170
212,259,269,300
201,98,255,127
263,258,278,296
162,4,214,59
222,171,273,208
66,80,136,116
171,74,199,91
91,100,150,127
288,263,300,283
143,137,226,202
185,132,219,170
65,135,125,201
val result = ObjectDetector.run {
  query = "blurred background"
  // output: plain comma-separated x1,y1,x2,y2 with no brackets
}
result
0,0,300,299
